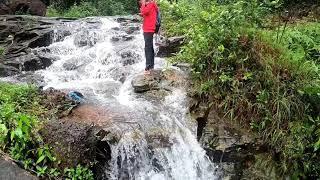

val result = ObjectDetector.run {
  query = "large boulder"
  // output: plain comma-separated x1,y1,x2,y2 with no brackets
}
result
0,15,63,76
0,0,47,16
157,36,185,58
38,89,132,178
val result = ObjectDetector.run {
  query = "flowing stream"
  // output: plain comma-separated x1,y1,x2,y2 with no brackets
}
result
32,17,217,180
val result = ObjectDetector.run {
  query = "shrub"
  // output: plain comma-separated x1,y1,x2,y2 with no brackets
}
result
47,0,139,17
63,2,99,18
160,0,320,177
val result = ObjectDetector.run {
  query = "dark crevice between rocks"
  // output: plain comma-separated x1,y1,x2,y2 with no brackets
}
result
196,117,207,141
92,140,112,180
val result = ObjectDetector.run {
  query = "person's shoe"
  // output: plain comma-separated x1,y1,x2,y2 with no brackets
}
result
144,70,151,75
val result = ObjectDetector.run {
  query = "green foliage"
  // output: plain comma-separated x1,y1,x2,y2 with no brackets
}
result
63,2,99,18
160,0,320,178
0,83,94,179
46,6,62,17
47,0,139,17
0,83,54,177
64,165,94,180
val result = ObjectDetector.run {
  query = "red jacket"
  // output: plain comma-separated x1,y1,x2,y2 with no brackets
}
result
140,2,158,33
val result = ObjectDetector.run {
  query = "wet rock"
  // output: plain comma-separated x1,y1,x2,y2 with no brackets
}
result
132,75,155,93
143,89,169,101
15,72,45,86
2,53,55,73
120,50,139,66
53,29,72,42
131,69,187,94
63,56,91,71
74,30,97,47
111,36,120,42
22,54,53,71
0,154,37,180
146,129,173,149
116,16,141,23
198,109,267,179
111,27,120,31
0,64,19,76
40,104,121,175
122,35,134,41
217,163,242,180
119,74,126,83
0,15,63,77
157,36,185,58
120,50,139,59
40,117,101,170
63,62,77,71
121,58,136,66
131,71,162,93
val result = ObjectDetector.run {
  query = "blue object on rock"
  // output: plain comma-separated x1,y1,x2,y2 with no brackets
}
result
68,91,84,103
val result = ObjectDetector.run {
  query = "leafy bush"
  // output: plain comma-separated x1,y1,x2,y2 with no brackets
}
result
64,165,94,180
160,0,320,178
46,6,62,17
63,2,99,18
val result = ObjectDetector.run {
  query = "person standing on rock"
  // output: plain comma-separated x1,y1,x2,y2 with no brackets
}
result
139,0,159,75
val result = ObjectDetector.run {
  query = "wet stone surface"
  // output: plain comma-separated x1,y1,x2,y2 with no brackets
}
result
0,155,37,180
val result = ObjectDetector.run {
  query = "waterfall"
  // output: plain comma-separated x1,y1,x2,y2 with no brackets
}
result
34,16,218,180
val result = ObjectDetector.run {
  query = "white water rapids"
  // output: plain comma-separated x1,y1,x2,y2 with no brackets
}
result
12,17,219,180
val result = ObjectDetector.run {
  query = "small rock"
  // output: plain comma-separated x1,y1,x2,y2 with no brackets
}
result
122,35,134,41
63,62,77,71
111,27,120,31
111,36,120,42
131,75,152,93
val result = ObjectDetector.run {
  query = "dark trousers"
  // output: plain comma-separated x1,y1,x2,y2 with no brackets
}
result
143,32,154,71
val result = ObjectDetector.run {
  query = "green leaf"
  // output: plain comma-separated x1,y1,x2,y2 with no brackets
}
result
314,138,320,151
14,128,23,138
0,124,8,134
36,155,46,164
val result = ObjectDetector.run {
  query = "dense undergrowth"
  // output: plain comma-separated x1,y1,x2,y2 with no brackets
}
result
159,0,320,178
0,83,93,179
47,0,139,18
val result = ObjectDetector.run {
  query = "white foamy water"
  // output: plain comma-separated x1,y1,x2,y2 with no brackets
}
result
34,17,217,180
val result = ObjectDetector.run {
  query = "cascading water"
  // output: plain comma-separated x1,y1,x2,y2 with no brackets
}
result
33,17,218,180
